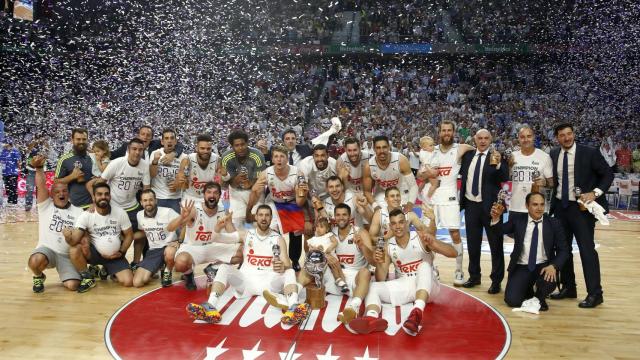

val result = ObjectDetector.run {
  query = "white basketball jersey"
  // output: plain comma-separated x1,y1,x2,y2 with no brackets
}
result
431,144,461,204
184,153,219,201
339,150,371,191
332,226,367,270
388,231,434,277
243,229,280,271
184,203,225,245
368,152,401,196
265,165,298,203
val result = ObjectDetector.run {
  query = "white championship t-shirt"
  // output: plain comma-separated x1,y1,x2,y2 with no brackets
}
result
150,149,188,200
101,157,151,210
37,199,83,254
136,206,179,249
75,206,132,257
510,149,553,213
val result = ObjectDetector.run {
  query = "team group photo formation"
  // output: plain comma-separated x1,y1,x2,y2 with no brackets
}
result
0,0,638,359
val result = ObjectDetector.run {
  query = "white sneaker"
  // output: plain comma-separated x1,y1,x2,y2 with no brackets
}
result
330,117,342,133
453,270,465,287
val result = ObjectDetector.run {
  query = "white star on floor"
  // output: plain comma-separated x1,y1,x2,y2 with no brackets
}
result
279,342,302,360
354,347,378,360
205,338,229,360
316,345,339,360
242,340,265,360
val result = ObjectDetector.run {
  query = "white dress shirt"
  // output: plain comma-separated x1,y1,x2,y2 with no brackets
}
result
556,142,576,201
518,216,548,265
465,150,489,202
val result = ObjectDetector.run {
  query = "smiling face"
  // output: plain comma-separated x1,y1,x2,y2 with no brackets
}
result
556,127,575,150
203,186,221,210
255,207,273,231
389,212,407,238
141,192,157,215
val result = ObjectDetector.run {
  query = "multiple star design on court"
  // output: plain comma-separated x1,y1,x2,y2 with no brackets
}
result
204,338,378,359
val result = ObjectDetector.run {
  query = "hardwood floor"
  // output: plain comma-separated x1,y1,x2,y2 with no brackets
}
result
1,218,638,359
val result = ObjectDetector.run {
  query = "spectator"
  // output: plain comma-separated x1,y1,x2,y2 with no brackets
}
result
0,139,21,205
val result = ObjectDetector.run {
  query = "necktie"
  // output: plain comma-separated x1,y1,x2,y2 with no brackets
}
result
471,153,483,196
561,151,569,208
528,220,541,272
288,151,294,165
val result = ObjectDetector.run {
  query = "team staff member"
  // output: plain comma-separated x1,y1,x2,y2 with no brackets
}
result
54,128,93,209
549,123,613,308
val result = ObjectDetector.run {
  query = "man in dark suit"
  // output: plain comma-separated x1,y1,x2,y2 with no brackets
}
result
460,129,509,294
549,123,613,308
111,125,184,161
491,192,570,311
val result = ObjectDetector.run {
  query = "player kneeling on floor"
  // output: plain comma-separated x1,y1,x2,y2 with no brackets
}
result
187,205,308,324
133,189,184,287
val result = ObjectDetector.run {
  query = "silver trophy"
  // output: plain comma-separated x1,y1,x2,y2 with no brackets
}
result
297,175,307,197
304,249,328,288
376,236,385,251
531,169,542,192
272,244,281,258
573,186,582,198
495,189,508,206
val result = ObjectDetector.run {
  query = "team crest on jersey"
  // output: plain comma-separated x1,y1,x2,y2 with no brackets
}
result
105,277,511,359
73,160,83,169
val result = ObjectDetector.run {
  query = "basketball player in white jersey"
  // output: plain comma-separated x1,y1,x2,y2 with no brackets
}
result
173,182,243,291
336,137,371,192
28,155,83,292
421,120,474,286
149,128,187,214
186,205,309,324
134,189,183,288
297,144,337,200
265,203,376,325
509,126,554,222
177,134,227,206
368,187,426,239
349,208,457,336
247,145,309,270
88,138,151,269
311,176,373,229
362,135,418,213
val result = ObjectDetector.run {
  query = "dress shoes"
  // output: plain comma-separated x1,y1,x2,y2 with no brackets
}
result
578,294,603,308
487,283,501,294
539,298,549,311
462,278,481,288
549,287,577,300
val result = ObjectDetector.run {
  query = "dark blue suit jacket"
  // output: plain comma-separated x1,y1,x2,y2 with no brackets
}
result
549,144,613,215
460,150,509,213
496,214,570,272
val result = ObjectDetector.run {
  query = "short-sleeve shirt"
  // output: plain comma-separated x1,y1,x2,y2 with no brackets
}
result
37,199,83,254
510,149,553,213
220,147,266,189
150,149,187,199
75,206,132,257
54,151,94,208
136,206,179,249
101,157,151,211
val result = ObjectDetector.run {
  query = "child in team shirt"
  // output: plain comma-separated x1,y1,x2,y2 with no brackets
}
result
306,217,349,294
418,136,439,206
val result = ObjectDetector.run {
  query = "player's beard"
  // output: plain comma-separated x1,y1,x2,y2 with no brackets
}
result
96,199,110,209
440,135,453,146
315,160,328,171
337,220,350,230
198,152,211,163
204,197,218,210
144,205,157,217
73,143,87,155
257,220,270,232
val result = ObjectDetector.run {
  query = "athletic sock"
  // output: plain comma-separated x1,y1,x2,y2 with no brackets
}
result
414,299,426,311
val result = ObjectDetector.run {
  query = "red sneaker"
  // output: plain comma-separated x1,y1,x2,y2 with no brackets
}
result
402,308,423,336
349,316,388,334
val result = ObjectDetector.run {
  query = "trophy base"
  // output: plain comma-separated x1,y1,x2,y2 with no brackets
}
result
531,184,541,193
305,284,326,310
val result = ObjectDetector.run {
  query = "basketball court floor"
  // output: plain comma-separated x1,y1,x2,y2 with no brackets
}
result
1,209,638,359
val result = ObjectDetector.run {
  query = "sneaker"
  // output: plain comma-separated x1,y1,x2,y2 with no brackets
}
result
32,274,46,293
349,316,388,334
337,307,357,325
98,266,108,280
402,308,423,336
161,270,173,287
130,261,139,271
453,270,465,287
184,272,197,291
281,303,310,325
263,290,289,311
186,302,221,323
77,272,96,293
87,265,100,278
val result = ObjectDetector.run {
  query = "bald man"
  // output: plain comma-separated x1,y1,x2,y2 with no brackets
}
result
459,129,509,294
